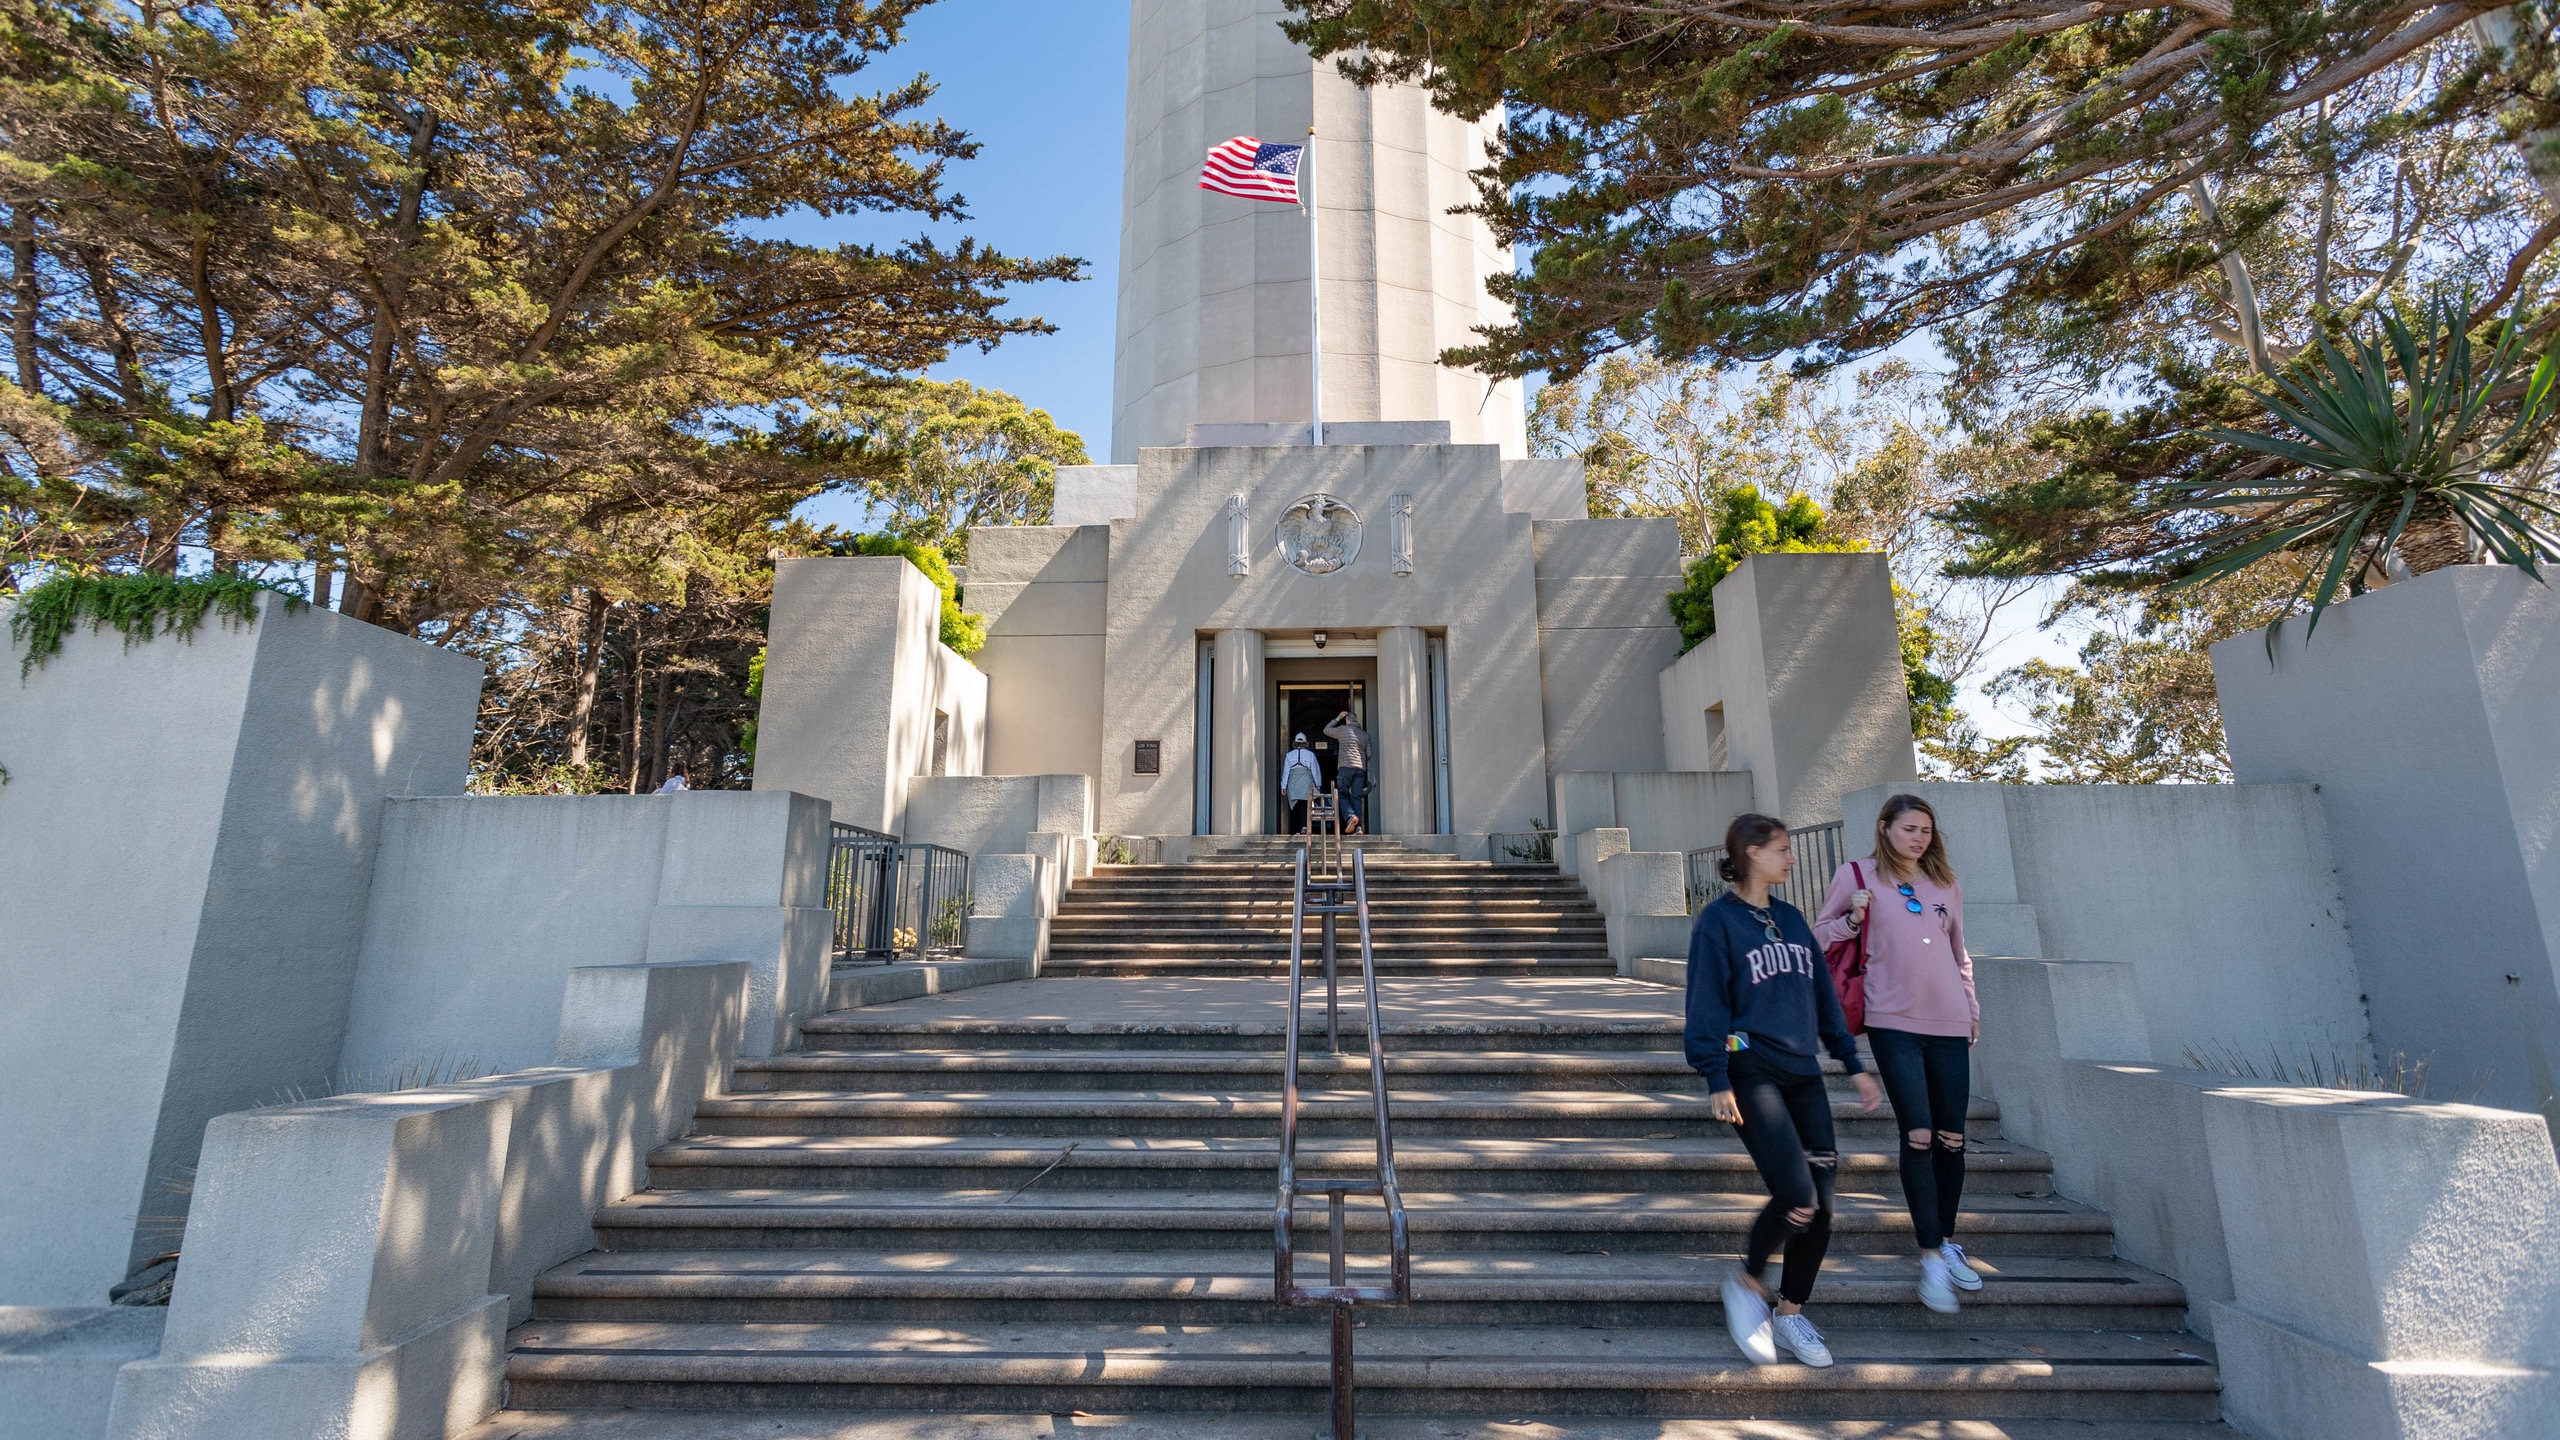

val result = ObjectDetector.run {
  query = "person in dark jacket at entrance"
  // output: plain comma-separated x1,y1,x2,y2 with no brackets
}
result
1324,711,1371,834
1687,812,1882,1371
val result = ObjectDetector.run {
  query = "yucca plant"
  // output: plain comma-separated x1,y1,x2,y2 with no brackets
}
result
2164,293,2560,640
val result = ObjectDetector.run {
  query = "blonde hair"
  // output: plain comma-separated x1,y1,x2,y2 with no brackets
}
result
1873,793,1956,887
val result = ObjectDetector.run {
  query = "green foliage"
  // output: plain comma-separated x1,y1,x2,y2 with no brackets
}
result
826,380,1090,564
1981,632,2230,784
841,533,986,655
10,571,300,677
469,761,617,796
740,646,768,760
1665,487,1860,649
2170,294,2560,639
1896,594,1960,743
1280,1,2542,380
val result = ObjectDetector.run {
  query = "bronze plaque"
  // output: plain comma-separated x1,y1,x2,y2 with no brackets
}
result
1133,739,1162,775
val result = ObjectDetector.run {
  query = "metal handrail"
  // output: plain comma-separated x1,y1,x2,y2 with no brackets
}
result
1304,785,1343,883
1274,845,1410,1440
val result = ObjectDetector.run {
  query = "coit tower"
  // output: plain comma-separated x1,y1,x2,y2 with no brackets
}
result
1110,0,1530,460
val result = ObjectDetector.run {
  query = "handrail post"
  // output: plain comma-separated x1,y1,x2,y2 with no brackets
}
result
1323,900,1340,1056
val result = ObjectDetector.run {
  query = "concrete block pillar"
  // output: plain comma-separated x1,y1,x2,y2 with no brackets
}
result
1211,628,1266,835
0,593,480,1308
2202,1089,2560,1438
104,1092,515,1440
2215,566,2560,1128
755,554,989,835
1710,552,1917,826
965,854,1055,965
1374,625,1432,835
1594,850,1693,965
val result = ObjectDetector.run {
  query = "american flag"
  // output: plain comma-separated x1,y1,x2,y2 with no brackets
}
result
1199,136,1303,204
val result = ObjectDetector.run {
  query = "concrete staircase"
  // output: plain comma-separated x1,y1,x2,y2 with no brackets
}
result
1044,841,1616,977
471,851,2224,1434
482,971,2225,1433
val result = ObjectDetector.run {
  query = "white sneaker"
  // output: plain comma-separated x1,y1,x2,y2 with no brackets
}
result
1918,1254,1961,1314
1770,1312,1834,1368
1721,1270,1776,1365
1939,1241,1984,1290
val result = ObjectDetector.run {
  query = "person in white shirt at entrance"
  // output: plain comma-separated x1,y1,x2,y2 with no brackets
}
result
1280,734,1321,834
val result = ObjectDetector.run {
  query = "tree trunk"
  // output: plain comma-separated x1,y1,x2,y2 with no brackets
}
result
2394,515,2473,574
622,633,646,793
647,671,675,791
568,591,608,767
9,207,39,395
341,573,383,624
311,543,334,609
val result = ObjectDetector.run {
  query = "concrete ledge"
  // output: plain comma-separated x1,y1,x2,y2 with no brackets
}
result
100,961,746,1440
824,957,1037,1011
1559,826,1627,881
2212,1301,2560,1440
0,1308,164,1440
1625,956,1686,988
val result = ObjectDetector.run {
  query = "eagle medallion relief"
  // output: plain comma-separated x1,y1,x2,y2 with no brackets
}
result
1273,494,1362,576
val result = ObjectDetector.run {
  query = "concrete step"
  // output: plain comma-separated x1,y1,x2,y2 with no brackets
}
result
728,1049,1890,1095
590,1187,2120,1257
530,1248,2184,1330
1047,931,1609,946
461,1409,2238,1440
1048,916,1609,932
1053,903,1601,923
499,1319,2220,1419
794,1017,1689,1053
686,1090,2002,1140
637,1134,2057,1196
1066,878,1594,895
1038,959,1619,979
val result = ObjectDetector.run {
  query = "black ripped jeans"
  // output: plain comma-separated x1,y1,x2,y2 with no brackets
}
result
1724,1046,1839,1306
1866,1026,1971,1250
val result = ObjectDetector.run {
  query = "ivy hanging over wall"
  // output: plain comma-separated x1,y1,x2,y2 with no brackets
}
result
11,573,303,678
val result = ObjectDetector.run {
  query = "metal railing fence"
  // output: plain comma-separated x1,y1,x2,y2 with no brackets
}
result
1092,833,1164,866
827,822,971,961
1685,820,1848,916
1486,829,1555,866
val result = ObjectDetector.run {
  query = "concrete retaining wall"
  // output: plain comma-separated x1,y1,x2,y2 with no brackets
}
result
0,594,480,1306
1975,956,2560,1437
1843,780,2368,1065
342,790,830,1075
101,960,745,1440
2215,565,2560,1127
1552,770,1756,868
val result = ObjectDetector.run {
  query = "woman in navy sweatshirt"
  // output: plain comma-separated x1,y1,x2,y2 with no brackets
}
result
1686,812,1883,1369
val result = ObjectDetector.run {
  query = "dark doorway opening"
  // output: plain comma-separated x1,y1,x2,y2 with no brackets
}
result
1278,681,1366,811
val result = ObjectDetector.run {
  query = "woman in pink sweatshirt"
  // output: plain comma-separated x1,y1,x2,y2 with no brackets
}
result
1812,793,1982,1315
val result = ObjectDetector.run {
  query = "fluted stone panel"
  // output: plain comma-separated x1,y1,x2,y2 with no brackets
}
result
1113,0,1527,461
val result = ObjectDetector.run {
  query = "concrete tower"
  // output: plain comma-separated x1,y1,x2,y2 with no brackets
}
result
1111,0,1529,461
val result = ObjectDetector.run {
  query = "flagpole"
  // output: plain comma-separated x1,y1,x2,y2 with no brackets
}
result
1305,124,1323,446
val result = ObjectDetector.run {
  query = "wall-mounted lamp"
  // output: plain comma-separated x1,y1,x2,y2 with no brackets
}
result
1312,629,1329,649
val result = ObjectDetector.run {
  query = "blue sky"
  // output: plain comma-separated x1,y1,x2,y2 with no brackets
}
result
782,0,1128,533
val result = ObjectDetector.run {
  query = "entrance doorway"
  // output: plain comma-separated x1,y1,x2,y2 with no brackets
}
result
1276,681,1366,830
